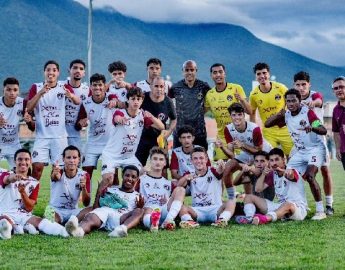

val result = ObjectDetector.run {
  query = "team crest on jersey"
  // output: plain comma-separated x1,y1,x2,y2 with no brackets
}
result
207,176,212,183
299,120,307,127
32,151,38,158
227,95,233,101
80,94,86,100
275,94,281,101
158,113,165,121
258,99,263,105
197,93,203,100
17,110,23,116
75,183,81,190
57,93,64,100
163,184,170,191
89,109,95,115
247,137,253,143
121,92,126,97
145,182,150,188
28,185,34,194
101,164,107,170
139,120,144,127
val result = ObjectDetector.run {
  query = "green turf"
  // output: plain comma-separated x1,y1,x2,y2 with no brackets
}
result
0,160,345,269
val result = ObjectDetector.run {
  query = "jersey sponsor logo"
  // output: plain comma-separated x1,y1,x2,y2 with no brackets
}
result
163,184,170,191
197,93,203,100
57,93,64,100
80,94,86,100
101,164,107,170
17,110,23,116
32,151,38,158
158,113,166,121
89,109,95,115
275,94,282,101
121,92,126,97
207,176,212,183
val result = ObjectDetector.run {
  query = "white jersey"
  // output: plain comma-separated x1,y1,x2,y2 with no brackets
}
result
224,121,271,152
135,80,170,94
108,84,127,103
27,82,73,138
0,96,24,146
189,167,223,207
265,170,307,208
301,90,324,122
102,108,152,159
62,80,89,138
103,186,139,214
139,174,172,208
49,169,90,210
285,106,324,151
82,94,113,147
170,145,201,176
0,172,39,213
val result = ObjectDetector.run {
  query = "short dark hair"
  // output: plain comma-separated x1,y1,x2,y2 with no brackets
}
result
228,102,244,114
254,150,269,160
294,71,310,82
122,165,139,177
126,86,144,100
3,77,19,87
177,125,195,138
210,63,225,73
149,146,167,162
69,59,86,69
44,60,59,71
285,88,301,101
268,148,284,159
191,146,208,156
147,58,162,67
90,73,106,84
108,61,127,73
253,62,270,73
14,148,31,160
63,145,81,158
333,76,345,84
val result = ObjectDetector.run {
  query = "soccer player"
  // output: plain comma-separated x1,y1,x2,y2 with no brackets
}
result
135,58,170,94
76,73,116,179
177,147,235,228
0,77,30,170
135,76,176,168
140,147,185,231
332,76,345,170
0,149,69,239
63,59,90,151
205,63,251,161
265,89,328,220
107,60,132,108
26,60,80,181
293,71,334,215
46,145,91,224
249,62,293,157
236,148,307,225
169,60,211,149
65,165,144,238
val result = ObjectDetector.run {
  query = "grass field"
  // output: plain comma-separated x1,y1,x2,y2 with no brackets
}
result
0,160,345,269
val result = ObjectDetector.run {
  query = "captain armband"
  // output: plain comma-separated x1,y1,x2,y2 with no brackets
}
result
311,120,322,128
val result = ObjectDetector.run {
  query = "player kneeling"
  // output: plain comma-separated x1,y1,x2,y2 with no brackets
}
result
65,165,144,238
0,149,69,240
236,148,308,225
177,147,235,228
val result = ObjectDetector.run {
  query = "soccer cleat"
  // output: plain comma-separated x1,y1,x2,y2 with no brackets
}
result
24,223,39,235
311,212,327,220
235,215,253,225
150,209,161,232
252,214,269,225
65,215,84,237
13,224,24,235
161,220,176,231
0,219,12,240
211,219,228,228
108,225,128,238
325,206,334,216
179,220,200,229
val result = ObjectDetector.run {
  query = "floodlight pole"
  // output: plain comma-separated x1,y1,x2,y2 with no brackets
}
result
87,0,93,80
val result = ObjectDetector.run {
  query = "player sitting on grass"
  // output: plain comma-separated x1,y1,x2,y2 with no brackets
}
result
236,148,308,225
177,146,236,228
140,147,185,231
44,145,91,224
65,165,144,238
0,149,69,239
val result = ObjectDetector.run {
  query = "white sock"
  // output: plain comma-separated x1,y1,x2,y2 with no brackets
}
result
143,214,151,229
165,201,183,222
226,187,236,200
315,201,324,213
24,223,39,235
325,196,333,207
219,211,232,221
181,214,193,221
38,219,68,237
267,211,277,222
244,203,256,217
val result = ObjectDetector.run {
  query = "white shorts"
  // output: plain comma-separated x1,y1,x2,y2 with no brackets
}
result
83,144,105,167
235,152,253,164
265,199,307,221
0,143,22,169
101,155,142,175
67,137,83,154
191,204,222,223
0,211,32,226
145,204,168,225
287,146,326,175
32,137,68,165
90,207,128,231
51,207,82,224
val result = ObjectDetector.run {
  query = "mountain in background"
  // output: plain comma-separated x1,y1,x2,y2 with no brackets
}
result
1,0,344,100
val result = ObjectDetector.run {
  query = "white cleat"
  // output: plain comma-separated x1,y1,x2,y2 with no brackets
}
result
108,225,128,238
24,223,39,235
65,216,84,238
0,219,13,240
311,212,327,221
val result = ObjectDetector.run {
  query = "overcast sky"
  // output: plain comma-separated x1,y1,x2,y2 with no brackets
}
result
75,0,345,67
